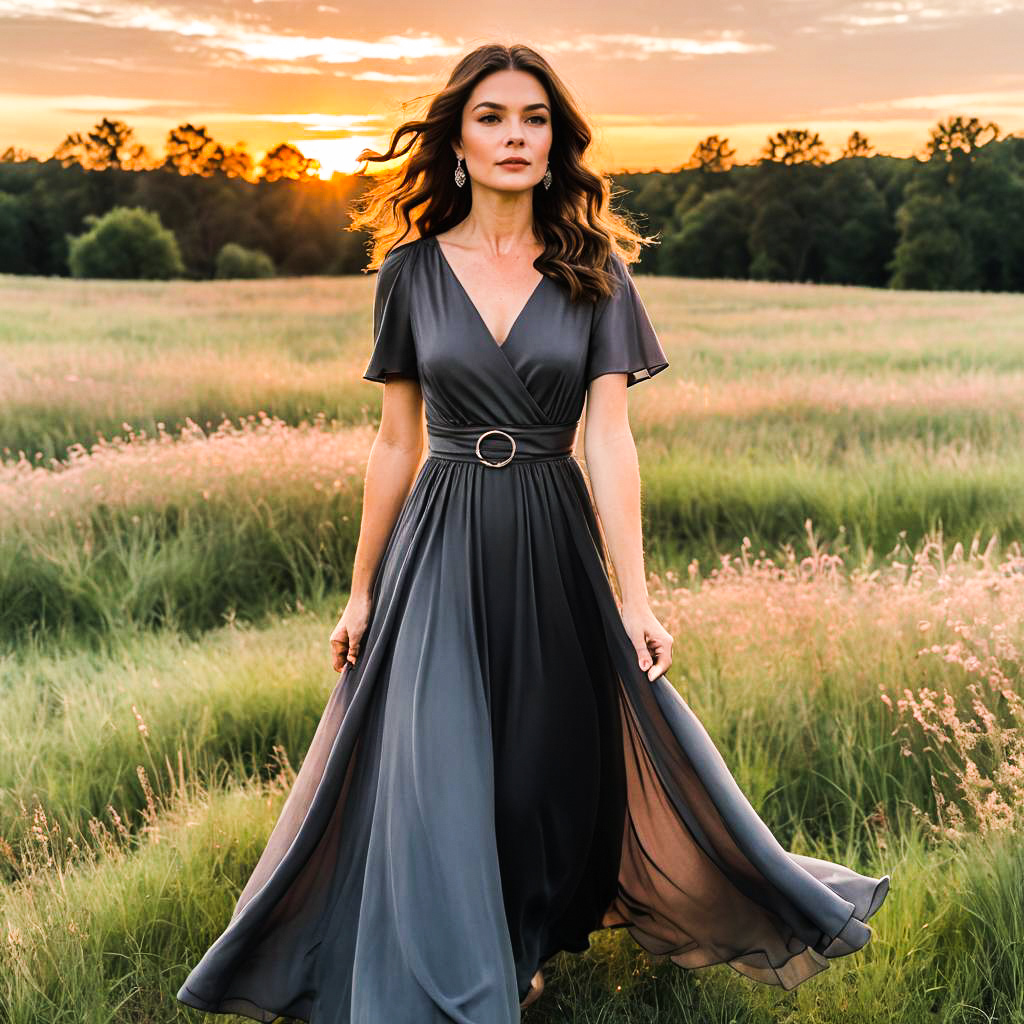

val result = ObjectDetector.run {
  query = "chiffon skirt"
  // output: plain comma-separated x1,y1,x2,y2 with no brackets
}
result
177,438,890,1023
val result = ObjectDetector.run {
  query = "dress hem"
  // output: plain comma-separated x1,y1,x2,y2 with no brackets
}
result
613,868,891,991
177,873,890,1020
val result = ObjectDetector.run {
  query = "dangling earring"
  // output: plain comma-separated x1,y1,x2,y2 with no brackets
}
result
454,155,466,188
542,162,552,190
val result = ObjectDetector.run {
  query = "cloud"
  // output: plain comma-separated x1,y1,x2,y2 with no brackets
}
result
819,87,1024,119
819,0,1024,31
349,70,438,82
0,1,776,70
0,91,209,113
0,0,462,64
542,32,774,59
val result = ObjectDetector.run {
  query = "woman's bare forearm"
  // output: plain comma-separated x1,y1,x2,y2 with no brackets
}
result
349,437,424,601
584,432,650,610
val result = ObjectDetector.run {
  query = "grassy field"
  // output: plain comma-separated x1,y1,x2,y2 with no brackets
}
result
2,270,1023,1022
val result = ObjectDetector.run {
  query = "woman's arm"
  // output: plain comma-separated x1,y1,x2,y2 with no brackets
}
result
331,376,424,671
582,373,673,682
350,376,424,598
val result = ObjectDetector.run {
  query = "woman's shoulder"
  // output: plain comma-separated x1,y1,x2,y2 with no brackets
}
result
603,248,633,281
373,236,428,290
379,235,428,266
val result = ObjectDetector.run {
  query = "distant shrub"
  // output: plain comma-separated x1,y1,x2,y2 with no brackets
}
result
215,242,275,279
67,206,184,280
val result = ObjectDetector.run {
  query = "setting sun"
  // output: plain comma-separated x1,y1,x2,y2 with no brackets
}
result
288,136,400,179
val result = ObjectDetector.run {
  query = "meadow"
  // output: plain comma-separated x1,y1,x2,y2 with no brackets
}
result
1,268,1023,1023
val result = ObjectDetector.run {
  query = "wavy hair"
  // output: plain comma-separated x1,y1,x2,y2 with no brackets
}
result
347,42,657,303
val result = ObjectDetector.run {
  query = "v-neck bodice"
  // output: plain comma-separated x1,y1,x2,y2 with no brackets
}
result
431,235,547,351
362,234,670,431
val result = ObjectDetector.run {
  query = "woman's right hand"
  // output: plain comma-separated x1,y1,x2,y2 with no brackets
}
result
329,592,373,674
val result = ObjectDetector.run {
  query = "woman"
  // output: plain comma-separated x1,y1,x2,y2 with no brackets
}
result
177,42,890,1023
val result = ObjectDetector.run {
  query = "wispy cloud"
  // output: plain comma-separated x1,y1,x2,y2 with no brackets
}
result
0,1,772,68
350,70,438,82
819,87,1024,119
543,32,773,58
0,91,208,114
819,0,1024,31
0,0,461,64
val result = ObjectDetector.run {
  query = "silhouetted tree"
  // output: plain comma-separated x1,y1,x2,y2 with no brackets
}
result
685,135,736,173
0,192,28,271
925,115,1000,163
841,131,874,159
219,143,256,181
760,128,830,166
922,115,1002,191
888,116,1021,290
888,192,976,290
53,118,150,171
164,124,226,177
0,111,1018,289
258,143,320,182
749,176,831,281
817,163,893,285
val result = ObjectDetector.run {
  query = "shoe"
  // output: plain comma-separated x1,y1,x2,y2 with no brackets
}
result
519,969,544,1010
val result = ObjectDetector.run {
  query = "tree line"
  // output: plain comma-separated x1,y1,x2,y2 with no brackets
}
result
0,114,1021,290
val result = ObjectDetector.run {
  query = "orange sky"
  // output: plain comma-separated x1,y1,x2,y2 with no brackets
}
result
1,1,1022,176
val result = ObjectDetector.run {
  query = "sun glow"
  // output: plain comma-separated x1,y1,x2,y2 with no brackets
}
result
289,136,405,178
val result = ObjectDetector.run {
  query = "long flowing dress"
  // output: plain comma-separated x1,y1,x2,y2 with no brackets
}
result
176,234,891,1023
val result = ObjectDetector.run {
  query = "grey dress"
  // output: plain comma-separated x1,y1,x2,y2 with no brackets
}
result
176,235,891,1023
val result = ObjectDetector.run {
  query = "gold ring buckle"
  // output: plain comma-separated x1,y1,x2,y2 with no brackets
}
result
475,428,516,468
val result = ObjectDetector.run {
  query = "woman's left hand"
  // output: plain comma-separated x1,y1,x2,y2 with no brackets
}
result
621,602,673,683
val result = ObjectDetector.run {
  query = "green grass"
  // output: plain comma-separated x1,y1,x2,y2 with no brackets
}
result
0,767,289,1024
3,272,1024,649
4,415,1024,650
2,754,1021,1023
2,525,1008,857
3,271,1024,460
0,602,340,859
3,270,1024,1022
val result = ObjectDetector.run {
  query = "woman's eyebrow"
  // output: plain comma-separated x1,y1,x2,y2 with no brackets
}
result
472,101,551,113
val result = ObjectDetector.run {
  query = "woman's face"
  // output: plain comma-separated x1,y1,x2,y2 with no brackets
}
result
454,69,552,194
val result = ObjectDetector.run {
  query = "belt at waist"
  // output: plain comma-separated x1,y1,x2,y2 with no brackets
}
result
426,421,578,466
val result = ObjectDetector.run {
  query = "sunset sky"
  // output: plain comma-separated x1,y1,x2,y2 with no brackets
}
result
1,0,1022,177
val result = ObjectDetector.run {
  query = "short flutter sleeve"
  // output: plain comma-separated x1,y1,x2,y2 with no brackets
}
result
586,253,669,387
362,242,418,383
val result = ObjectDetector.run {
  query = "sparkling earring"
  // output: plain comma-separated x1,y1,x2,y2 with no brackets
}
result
454,156,466,188
542,162,552,190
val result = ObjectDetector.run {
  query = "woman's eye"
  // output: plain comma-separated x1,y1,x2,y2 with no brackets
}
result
479,115,548,125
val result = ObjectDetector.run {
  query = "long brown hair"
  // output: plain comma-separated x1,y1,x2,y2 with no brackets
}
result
347,43,656,303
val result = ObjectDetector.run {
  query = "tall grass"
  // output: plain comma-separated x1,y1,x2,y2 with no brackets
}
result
0,273,378,461
0,414,372,647
3,271,1024,458
4,518,1022,894
6,408,1024,650
0,607,339,861
1,718,1021,1023
0,753,295,1024
641,440,1024,566
4,271,1024,1022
